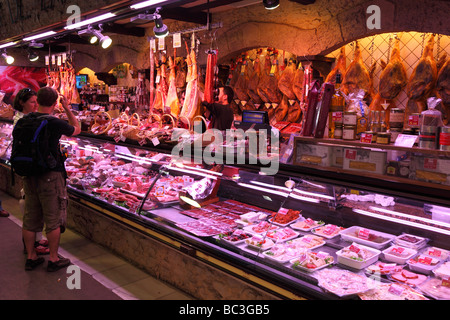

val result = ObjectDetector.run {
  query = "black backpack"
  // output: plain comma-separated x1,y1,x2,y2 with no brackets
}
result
10,113,60,177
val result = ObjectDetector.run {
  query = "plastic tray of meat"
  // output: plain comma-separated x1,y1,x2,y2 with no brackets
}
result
265,227,299,242
311,224,345,239
244,221,279,235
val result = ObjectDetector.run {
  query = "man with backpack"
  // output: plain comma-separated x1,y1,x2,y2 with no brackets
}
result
11,87,81,271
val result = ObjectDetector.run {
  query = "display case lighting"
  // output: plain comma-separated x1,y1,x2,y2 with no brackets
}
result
354,208,450,236
237,182,289,197
1,51,14,64
292,188,335,200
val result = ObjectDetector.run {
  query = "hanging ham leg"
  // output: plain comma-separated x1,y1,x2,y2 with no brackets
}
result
179,49,199,124
342,41,371,95
292,63,304,102
278,59,296,100
379,36,408,100
407,34,437,100
166,56,181,118
325,47,346,84
247,53,263,105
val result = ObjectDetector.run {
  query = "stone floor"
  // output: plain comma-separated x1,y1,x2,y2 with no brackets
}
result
0,190,194,300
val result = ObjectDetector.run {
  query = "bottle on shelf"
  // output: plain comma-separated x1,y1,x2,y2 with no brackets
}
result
328,71,345,139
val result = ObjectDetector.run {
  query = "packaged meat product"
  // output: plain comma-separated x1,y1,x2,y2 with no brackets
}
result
218,229,252,245
418,278,450,300
268,209,302,226
289,235,326,250
422,246,450,261
291,251,334,272
358,283,428,300
263,243,307,264
394,233,428,250
316,269,375,297
245,235,274,250
433,261,450,279
340,226,395,249
336,242,381,269
265,227,299,242
407,254,441,274
389,269,428,287
290,218,325,231
311,224,345,239
382,245,418,264
244,221,278,234
366,262,403,276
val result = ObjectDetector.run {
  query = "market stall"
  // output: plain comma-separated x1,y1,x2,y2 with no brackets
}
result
1,0,450,300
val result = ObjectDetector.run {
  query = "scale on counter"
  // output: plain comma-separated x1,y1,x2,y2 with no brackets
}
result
234,110,271,131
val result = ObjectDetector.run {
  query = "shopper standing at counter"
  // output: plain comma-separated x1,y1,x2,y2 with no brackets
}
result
17,87,81,271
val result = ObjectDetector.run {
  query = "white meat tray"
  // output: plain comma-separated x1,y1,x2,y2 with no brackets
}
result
340,226,395,249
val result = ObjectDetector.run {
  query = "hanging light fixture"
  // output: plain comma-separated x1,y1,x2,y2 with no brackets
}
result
263,0,280,9
78,25,112,49
153,7,169,38
28,50,39,62
1,51,14,64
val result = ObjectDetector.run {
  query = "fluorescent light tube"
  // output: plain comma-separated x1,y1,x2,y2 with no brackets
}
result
64,12,116,30
130,0,168,10
0,42,17,49
23,31,56,41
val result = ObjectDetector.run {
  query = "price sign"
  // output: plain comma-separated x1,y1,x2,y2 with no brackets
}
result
349,244,361,253
155,185,165,197
278,208,289,215
152,137,160,146
418,256,432,265
323,224,336,235
138,138,147,146
173,33,181,48
305,218,315,225
391,247,405,255
358,228,370,240
158,37,165,50
150,39,156,52
360,132,373,144
388,283,405,296
427,248,442,258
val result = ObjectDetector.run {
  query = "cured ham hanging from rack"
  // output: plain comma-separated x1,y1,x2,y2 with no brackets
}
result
179,44,199,124
166,56,181,117
342,41,371,96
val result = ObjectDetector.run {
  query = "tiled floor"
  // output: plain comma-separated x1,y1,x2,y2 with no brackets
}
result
1,190,194,300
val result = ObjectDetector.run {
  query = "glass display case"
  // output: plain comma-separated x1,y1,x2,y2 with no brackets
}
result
2,118,450,300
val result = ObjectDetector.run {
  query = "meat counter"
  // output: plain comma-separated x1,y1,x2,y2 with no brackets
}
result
1,120,450,299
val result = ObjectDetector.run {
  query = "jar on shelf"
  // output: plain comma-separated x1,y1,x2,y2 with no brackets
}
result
389,108,405,129
342,125,356,140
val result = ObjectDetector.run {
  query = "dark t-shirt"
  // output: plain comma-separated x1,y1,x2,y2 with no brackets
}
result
203,102,234,130
33,112,75,172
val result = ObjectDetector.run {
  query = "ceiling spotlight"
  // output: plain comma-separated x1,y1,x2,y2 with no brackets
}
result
78,25,112,49
153,7,169,38
28,51,39,62
263,0,280,9
2,51,14,64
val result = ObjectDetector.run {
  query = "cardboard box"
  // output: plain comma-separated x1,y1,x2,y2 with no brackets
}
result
343,148,387,175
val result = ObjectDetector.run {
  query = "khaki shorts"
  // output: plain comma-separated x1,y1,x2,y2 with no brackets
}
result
22,171,68,233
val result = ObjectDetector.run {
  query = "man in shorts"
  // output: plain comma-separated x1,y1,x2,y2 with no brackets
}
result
21,87,81,271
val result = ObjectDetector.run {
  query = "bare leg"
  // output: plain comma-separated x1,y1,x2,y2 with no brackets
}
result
23,229,37,260
46,227,61,262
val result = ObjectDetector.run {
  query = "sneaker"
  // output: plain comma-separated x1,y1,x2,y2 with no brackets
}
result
47,258,71,272
25,257,45,271
0,209,9,217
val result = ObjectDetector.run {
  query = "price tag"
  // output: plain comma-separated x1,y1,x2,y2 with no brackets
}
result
302,236,312,243
57,55,62,66
316,251,329,259
138,138,147,146
345,149,357,160
427,248,442,258
278,208,289,215
51,55,56,65
418,256,432,265
173,33,181,48
394,134,417,148
442,278,450,288
424,158,438,170
358,228,370,240
391,247,405,255
150,39,156,52
305,218,315,225
114,135,121,143
152,137,160,146
388,283,405,296
129,202,139,213
323,224,336,235
360,132,373,144
158,37,165,50
381,263,396,272
349,244,361,253
45,55,50,65
408,114,420,126
155,185,165,197
62,53,67,63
